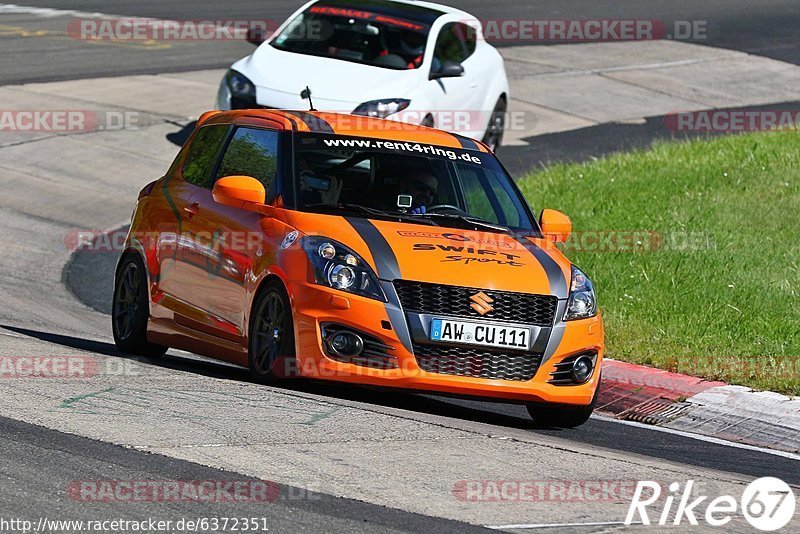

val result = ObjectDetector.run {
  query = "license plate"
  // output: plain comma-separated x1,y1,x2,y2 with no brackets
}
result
430,318,531,350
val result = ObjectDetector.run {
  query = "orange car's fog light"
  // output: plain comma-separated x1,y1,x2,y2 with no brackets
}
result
320,323,398,370
330,332,364,358
571,355,594,383
549,351,598,386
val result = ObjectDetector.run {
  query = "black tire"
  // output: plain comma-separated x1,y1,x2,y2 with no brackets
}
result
527,377,601,428
248,280,296,383
112,253,168,357
481,97,507,152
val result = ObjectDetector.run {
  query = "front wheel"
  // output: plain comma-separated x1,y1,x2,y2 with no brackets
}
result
112,254,167,357
481,98,507,152
248,281,296,383
526,378,600,428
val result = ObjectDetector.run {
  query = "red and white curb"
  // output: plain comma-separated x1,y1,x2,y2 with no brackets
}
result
598,359,800,454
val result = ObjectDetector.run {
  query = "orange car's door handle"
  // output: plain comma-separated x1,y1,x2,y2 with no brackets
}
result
183,202,200,219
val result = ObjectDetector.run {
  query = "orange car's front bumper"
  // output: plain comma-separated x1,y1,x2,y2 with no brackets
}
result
286,281,604,406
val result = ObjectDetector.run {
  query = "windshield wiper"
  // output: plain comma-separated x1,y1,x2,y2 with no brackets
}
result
304,204,439,226
413,213,510,234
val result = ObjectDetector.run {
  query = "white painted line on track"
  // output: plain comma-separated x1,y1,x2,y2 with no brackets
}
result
485,520,642,530
0,3,123,19
592,414,800,461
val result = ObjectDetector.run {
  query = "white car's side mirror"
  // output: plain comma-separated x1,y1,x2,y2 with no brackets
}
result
430,61,465,80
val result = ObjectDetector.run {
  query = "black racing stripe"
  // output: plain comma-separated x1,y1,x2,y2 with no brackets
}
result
380,281,414,354
513,236,569,299
284,116,299,130
345,218,402,281
344,217,412,352
283,111,334,134
453,134,479,151
542,301,568,364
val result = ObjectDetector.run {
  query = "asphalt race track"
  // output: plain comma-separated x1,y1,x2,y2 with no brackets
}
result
1,0,800,531
2,0,800,84
59,236,800,487
0,416,487,533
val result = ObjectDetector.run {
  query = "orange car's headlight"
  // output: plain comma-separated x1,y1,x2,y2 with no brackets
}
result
564,265,597,321
301,236,386,301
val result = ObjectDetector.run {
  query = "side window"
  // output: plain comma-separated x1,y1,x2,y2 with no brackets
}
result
181,125,229,188
434,23,466,65
459,166,531,229
433,23,475,68
215,127,280,191
453,23,476,59
489,180,521,227
459,167,500,224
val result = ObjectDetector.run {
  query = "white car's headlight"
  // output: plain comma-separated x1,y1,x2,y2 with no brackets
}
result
564,265,597,321
301,237,386,301
225,70,257,108
352,99,411,119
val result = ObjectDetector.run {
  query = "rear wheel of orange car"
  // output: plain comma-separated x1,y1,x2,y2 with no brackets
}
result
248,280,296,383
526,378,601,428
112,254,168,358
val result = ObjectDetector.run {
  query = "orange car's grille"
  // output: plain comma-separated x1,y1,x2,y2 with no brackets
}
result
413,344,542,381
393,280,558,326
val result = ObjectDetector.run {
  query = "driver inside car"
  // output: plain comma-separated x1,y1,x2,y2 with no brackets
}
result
399,172,438,214
297,156,343,206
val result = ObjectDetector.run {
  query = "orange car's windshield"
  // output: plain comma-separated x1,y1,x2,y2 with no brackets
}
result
271,1,439,70
292,133,536,232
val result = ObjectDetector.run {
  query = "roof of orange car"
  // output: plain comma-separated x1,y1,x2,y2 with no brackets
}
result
198,109,490,153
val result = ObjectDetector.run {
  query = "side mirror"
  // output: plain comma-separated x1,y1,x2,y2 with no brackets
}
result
213,176,266,210
430,60,465,80
540,209,572,243
246,28,267,46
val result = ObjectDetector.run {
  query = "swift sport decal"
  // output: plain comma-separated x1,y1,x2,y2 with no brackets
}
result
412,243,524,267
397,230,515,249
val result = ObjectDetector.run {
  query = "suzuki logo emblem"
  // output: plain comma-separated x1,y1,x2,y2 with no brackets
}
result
469,291,494,315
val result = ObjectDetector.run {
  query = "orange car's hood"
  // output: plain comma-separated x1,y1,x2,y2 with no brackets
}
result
294,214,572,298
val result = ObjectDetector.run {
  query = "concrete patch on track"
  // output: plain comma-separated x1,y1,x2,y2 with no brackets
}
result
600,360,800,454
668,386,800,453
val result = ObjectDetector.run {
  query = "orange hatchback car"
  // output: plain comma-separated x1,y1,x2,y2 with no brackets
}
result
113,109,604,427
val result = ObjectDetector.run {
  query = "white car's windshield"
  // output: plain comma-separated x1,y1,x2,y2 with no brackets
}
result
292,133,536,232
271,0,442,70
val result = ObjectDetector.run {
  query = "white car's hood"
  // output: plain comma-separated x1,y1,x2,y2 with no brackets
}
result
236,45,424,111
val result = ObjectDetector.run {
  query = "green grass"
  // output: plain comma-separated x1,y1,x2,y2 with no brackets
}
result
517,130,800,395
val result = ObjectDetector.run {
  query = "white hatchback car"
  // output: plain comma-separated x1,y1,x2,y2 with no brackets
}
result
217,0,510,150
